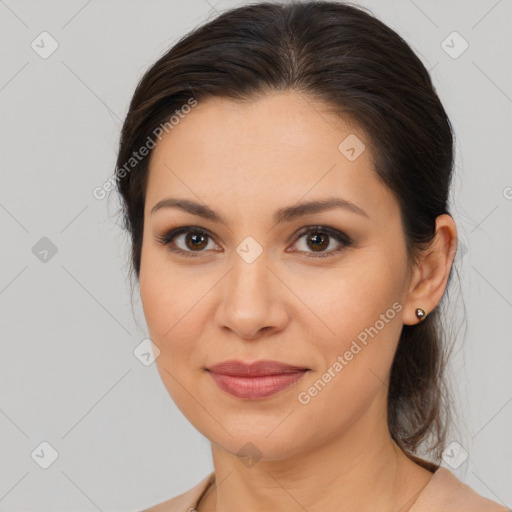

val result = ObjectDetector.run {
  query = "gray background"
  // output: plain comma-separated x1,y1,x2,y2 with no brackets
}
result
1,0,511,510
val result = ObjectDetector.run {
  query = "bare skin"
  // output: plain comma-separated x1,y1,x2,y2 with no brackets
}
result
140,91,458,512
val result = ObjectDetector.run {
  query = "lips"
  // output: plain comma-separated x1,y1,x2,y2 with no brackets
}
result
207,359,309,376
206,359,310,399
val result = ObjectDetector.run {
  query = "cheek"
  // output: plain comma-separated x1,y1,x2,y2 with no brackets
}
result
296,250,405,395
302,252,404,340
140,280,196,361
139,262,203,413
139,246,213,391
139,243,199,339
293,279,403,436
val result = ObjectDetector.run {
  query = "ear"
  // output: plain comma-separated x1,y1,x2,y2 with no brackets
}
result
402,214,458,326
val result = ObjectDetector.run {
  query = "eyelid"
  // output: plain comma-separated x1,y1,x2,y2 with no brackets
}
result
155,226,220,257
288,225,353,258
155,224,352,258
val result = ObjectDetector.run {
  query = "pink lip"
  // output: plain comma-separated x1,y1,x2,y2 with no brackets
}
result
206,360,310,400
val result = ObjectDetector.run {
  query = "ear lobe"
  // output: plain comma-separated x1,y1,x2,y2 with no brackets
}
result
402,214,458,326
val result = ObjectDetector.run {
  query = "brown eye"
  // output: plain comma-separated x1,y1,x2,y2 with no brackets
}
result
156,227,218,256
156,225,352,259
291,226,352,257
184,231,209,251
305,232,330,252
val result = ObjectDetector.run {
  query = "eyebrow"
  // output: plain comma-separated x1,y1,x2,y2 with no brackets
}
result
150,196,369,224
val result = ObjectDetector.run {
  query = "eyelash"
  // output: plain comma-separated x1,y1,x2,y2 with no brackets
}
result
155,225,353,259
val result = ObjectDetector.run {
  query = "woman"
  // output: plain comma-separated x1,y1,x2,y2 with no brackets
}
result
113,1,508,510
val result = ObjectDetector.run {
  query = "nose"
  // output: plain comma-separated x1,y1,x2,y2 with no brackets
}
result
214,254,289,341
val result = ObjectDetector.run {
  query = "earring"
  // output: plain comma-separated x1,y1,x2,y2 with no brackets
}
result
415,308,426,321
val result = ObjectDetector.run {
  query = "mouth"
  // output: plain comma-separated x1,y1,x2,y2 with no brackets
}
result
205,359,310,400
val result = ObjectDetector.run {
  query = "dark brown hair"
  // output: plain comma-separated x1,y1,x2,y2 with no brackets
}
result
113,0,457,471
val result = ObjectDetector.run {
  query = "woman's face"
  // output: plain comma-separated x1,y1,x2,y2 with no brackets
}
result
139,91,415,460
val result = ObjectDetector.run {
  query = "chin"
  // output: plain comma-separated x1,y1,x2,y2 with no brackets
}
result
199,412,321,461
211,432,307,463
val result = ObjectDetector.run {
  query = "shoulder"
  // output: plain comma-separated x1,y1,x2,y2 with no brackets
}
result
411,466,510,512
140,472,215,512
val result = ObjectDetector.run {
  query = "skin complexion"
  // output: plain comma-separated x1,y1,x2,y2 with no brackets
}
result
139,91,457,512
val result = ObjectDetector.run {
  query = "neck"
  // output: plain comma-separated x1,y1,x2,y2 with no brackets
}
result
199,396,434,512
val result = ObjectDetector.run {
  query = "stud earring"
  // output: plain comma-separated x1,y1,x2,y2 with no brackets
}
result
415,308,426,321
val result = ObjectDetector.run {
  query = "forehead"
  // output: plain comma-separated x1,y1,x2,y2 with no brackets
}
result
145,92,398,222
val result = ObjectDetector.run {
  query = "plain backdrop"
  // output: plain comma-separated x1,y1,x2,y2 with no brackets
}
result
1,0,511,510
